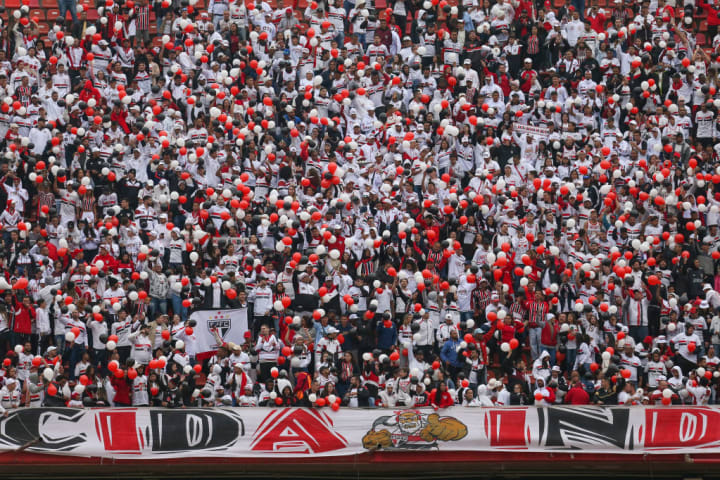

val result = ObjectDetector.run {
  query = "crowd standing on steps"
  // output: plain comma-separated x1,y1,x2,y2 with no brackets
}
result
0,0,720,411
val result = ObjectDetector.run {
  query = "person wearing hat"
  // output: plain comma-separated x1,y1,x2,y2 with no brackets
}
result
229,362,255,404
127,323,153,366
646,348,668,390
0,377,21,413
228,339,251,372
533,376,556,405
315,326,342,371
236,384,258,407
0,199,21,244
563,371,590,404
435,312,456,349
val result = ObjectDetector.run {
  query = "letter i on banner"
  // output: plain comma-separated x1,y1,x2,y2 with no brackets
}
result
486,408,530,448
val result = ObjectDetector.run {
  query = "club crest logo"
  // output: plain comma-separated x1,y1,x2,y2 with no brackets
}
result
208,312,232,339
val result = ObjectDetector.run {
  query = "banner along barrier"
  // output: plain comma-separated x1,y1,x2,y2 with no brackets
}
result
0,406,717,459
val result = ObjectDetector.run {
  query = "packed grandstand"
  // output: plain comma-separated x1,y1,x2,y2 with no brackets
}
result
0,0,717,412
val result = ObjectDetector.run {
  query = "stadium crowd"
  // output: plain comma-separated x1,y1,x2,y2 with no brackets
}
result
0,0,718,412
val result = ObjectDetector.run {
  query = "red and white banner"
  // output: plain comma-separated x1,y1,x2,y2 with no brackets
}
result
1,406,719,459
190,309,248,357
514,123,550,140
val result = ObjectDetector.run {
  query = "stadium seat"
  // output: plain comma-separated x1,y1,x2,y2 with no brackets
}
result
45,8,61,21
696,33,707,46
30,9,45,21
700,20,708,31
6,0,23,8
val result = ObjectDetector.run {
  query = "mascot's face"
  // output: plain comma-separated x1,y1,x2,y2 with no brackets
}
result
397,412,422,433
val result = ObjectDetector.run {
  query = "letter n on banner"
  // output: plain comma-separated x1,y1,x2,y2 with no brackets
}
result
486,408,529,447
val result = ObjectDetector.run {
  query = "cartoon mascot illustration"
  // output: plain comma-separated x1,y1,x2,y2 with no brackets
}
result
362,411,467,450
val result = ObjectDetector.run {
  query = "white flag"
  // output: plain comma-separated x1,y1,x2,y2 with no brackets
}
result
189,309,249,358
